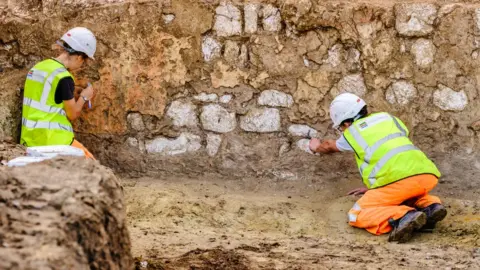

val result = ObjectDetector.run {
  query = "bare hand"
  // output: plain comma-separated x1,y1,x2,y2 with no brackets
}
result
309,138,321,153
347,187,368,196
80,84,94,100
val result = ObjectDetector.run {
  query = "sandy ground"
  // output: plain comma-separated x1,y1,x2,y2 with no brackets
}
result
123,176,480,270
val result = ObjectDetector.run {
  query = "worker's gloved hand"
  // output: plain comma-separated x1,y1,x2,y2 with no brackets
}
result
347,187,368,196
309,138,321,153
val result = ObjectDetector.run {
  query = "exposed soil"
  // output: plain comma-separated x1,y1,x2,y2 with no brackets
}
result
124,175,480,270
0,157,133,270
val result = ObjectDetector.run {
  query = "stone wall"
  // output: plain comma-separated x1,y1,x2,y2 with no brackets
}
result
1,0,480,180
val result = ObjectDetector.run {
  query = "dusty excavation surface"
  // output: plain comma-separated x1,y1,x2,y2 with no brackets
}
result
124,176,480,269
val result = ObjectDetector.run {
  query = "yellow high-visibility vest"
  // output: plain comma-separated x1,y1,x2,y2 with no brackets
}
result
20,59,74,146
343,112,441,189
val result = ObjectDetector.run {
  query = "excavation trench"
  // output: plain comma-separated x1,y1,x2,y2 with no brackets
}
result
1,0,480,269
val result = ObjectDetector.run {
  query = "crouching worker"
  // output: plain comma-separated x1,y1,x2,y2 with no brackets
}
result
20,27,97,159
309,93,447,243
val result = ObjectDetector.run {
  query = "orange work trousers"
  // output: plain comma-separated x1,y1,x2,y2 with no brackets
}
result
348,174,441,235
71,139,96,160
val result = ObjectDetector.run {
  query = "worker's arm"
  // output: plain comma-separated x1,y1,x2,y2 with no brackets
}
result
64,98,87,121
309,138,340,154
64,84,94,122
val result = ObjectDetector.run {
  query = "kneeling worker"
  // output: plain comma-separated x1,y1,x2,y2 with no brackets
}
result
309,93,447,242
20,27,97,159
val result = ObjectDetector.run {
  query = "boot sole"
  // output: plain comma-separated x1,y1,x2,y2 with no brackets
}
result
429,207,447,224
420,207,447,233
390,212,427,243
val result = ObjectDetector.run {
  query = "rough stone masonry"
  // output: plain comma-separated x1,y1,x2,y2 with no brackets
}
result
1,0,480,179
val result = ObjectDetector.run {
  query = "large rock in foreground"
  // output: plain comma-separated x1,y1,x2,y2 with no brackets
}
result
0,157,133,270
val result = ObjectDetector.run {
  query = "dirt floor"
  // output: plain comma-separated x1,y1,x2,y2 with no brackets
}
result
123,175,480,270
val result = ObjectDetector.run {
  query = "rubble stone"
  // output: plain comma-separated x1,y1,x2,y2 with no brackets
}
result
395,3,437,37
166,100,198,128
258,90,294,108
194,93,219,103
200,104,236,133
219,95,233,104
296,139,314,154
206,133,222,157
262,5,282,32
126,137,139,148
146,133,202,155
240,108,281,133
162,14,175,24
288,125,318,138
202,36,222,62
127,113,145,131
385,81,418,106
433,85,468,111
245,4,259,34
214,3,242,37
337,74,367,97
325,44,344,68
411,39,435,69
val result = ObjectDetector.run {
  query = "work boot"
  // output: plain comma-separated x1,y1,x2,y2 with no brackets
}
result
418,203,447,233
388,211,427,243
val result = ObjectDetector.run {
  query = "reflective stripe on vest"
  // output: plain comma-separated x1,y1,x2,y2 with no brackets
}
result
350,114,410,186
27,69,49,83
348,113,415,187
22,118,73,132
350,114,406,175
23,97,67,116
40,67,67,104
344,112,440,189
367,145,419,186
21,59,75,147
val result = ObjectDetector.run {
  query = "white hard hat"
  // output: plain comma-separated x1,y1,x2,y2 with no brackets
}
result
60,27,97,59
330,93,367,128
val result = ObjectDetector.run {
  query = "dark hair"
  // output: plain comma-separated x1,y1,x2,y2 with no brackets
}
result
340,105,368,127
60,41,88,59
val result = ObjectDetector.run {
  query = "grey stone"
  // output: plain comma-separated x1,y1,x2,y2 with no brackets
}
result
146,133,202,156
395,3,437,37
202,36,222,62
206,133,222,157
288,125,318,138
214,3,242,37
200,104,236,133
166,100,198,128
385,80,418,106
194,93,218,103
240,108,281,133
262,4,282,32
127,113,145,131
325,44,344,67
238,44,248,67
337,74,367,97
126,137,139,148
433,85,468,111
411,39,435,69
346,48,362,72
219,95,233,104
296,139,314,154
258,90,294,108
244,4,259,34
162,14,175,24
